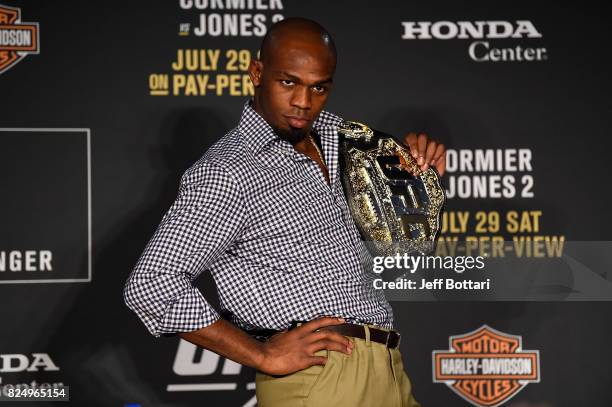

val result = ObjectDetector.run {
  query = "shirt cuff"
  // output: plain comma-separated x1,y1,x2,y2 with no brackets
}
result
124,271,220,337
157,286,221,336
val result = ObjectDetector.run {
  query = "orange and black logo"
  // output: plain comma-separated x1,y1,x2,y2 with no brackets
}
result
433,325,540,407
0,4,39,74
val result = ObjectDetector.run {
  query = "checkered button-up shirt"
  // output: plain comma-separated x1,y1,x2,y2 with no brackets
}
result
124,101,394,337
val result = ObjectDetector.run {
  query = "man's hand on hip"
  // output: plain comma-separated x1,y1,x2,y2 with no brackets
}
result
259,317,353,375
177,317,352,378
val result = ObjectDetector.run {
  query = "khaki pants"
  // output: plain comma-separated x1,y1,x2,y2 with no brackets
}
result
255,325,421,407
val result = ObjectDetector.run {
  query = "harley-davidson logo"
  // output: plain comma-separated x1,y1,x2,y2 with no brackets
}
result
0,4,39,74
433,325,540,407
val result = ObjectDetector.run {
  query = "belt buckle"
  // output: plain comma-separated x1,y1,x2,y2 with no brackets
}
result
386,331,401,349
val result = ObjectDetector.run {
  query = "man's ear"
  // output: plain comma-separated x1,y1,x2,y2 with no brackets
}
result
248,59,263,87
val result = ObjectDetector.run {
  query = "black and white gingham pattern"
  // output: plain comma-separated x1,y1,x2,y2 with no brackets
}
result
124,101,394,337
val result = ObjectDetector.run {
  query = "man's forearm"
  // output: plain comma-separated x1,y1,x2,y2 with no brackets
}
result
178,319,266,370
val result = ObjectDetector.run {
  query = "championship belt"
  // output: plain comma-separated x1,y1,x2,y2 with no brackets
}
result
338,121,445,256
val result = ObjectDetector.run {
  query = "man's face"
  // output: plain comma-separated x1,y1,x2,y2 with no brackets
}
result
249,39,335,143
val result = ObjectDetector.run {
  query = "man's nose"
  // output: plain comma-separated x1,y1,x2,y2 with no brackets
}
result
290,85,311,110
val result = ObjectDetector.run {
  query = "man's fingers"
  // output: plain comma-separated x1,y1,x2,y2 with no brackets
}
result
306,330,352,349
404,132,418,158
435,154,446,176
297,317,345,334
309,356,328,367
425,140,437,164
403,132,446,174
417,134,428,165
308,339,352,355
432,143,445,164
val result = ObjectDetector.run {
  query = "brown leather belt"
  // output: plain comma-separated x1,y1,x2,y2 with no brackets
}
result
290,321,401,349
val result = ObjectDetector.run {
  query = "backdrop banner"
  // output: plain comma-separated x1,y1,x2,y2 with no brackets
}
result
1,1,611,406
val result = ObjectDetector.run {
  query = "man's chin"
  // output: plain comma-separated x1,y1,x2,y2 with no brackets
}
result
275,126,308,144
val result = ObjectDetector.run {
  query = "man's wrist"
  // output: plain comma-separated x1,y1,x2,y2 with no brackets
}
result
252,340,268,372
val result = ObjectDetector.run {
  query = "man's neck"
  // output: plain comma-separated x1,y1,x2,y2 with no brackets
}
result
252,98,328,183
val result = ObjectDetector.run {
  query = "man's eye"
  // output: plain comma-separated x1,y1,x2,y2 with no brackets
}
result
280,79,294,86
312,85,327,94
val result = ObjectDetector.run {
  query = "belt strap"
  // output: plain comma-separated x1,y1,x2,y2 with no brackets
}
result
242,321,401,349
291,321,401,349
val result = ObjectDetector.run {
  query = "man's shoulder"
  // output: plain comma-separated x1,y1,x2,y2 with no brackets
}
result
181,127,258,186
315,109,344,129
181,128,240,176
202,127,245,163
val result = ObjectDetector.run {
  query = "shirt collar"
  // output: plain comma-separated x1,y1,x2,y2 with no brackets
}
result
238,99,343,155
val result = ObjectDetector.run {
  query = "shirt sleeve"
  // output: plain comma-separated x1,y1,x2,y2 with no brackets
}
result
123,162,246,337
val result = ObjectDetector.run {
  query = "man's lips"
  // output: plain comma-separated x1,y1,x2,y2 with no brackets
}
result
284,115,310,129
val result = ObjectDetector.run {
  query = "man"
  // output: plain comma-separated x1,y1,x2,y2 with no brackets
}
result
124,18,445,406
